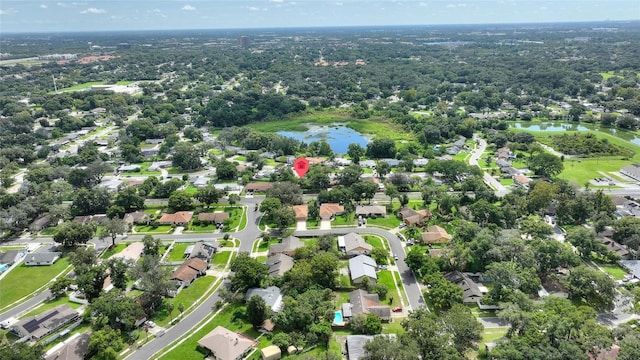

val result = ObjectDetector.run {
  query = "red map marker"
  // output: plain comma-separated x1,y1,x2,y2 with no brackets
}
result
293,157,309,178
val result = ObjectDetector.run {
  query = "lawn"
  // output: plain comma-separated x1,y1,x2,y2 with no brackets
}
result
134,225,173,234
0,258,70,310
599,264,628,280
21,296,82,318
153,276,218,327
40,227,58,236
364,235,385,250
500,178,514,186
333,214,355,226
190,207,244,232
212,251,232,266
183,185,198,196
468,304,498,318
158,303,257,360
167,243,191,262
100,243,127,259
376,270,401,307
366,216,401,229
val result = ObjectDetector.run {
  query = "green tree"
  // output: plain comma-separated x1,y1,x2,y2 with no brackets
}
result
50,277,73,299
351,313,383,335
528,152,564,178
363,334,419,360
172,143,202,170
370,247,389,265
565,265,616,312
87,327,125,360
424,273,463,312
77,264,108,302
99,218,128,247
195,185,223,208
0,342,45,360
309,251,339,289
230,253,268,291
90,290,145,331
246,295,270,328
142,235,160,257
441,304,482,354
105,258,129,290
347,143,365,164
114,187,145,212
168,190,193,211
53,221,96,247
215,159,238,180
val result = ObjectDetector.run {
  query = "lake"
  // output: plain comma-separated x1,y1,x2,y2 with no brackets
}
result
278,124,369,154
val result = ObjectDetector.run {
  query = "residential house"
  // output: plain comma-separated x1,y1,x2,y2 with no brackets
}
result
123,211,150,225
245,183,273,194
98,179,124,192
110,242,144,262
11,305,80,341
421,225,452,245
192,176,211,188
319,203,345,220
380,158,401,167
197,326,257,360
265,253,294,277
345,289,391,321
118,165,141,172
45,331,90,360
268,236,304,257
621,164,640,181
413,158,429,167
0,249,25,266
144,138,164,145
514,174,531,188
29,216,52,233
72,214,108,225
359,160,376,168
601,237,631,259
495,159,511,169
621,260,640,280
292,205,308,222
346,335,375,360
339,233,373,257
444,271,486,304
185,241,218,261
158,211,193,226
348,255,377,284
147,161,172,171
397,207,431,226
170,258,209,287
198,212,229,226
332,157,352,166
245,286,284,313
24,252,61,266
355,205,387,218
495,147,511,160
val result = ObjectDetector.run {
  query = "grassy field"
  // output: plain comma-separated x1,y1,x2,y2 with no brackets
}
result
0,259,70,310
247,109,413,141
100,243,128,259
377,270,401,307
212,251,232,266
134,225,173,234
510,121,640,185
167,243,191,262
153,276,217,327
599,264,628,280
364,235,385,250
366,215,401,229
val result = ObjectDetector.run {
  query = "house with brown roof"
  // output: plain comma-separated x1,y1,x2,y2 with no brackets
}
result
268,236,304,257
123,211,150,225
158,211,193,226
343,289,391,322
421,225,452,244
198,212,230,225
319,203,345,220
514,174,531,187
245,183,273,193
339,233,373,257
197,326,257,360
292,205,308,221
397,207,431,226
355,205,387,218
170,258,209,287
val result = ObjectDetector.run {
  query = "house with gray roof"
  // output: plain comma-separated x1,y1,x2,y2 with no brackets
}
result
346,335,374,360
245,286,284,312
185,241,218,261
355,205,387,218
346,289,391,321
11,304,80,341
268,236,304,257
444,271,486,304
348,255,377,284
0,249,25,266
24,252,61,266
340,233,373,257
265,253,294,277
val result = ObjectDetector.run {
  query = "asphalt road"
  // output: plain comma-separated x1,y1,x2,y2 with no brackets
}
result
0,290,52,323
469,134,510,197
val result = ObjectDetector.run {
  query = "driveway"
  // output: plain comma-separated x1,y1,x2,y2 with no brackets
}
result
470,134,510,197
296,220,307,231
320,219,332,230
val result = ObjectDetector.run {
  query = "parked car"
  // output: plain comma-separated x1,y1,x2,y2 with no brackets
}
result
392,307,403,312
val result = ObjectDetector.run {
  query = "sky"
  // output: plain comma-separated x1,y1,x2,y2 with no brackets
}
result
0,0,639,33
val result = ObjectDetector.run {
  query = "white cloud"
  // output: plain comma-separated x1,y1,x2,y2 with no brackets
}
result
248,6,260,11
181,5,196,11
0,8,17,15
270,0,284,2
81,7,106,14
40,4,48,9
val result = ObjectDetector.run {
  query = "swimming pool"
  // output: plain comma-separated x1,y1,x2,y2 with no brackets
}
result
333,311,343,324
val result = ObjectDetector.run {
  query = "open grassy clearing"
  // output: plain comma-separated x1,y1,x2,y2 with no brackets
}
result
167,243,191,262
0,259,70,310
134,225,173,234
100,243,127,259
599,264,627,280
366,215,401,229
153,276,217,327
364,235,385,250
212,251,232,266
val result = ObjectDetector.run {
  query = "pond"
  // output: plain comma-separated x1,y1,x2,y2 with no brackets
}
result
277,123,369,154
511,122,591,132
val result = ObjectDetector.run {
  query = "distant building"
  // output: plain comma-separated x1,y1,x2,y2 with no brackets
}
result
197,212,230,226
621,164,640,181
237,36,251,48
346,289,391,321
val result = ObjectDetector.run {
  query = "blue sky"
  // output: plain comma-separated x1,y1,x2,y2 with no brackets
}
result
1,1,638,33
